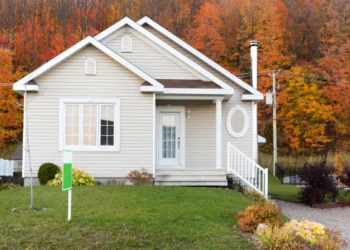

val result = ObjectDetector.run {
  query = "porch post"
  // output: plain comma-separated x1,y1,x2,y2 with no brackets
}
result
215,98,223,169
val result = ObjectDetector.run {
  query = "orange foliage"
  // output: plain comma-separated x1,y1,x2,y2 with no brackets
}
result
0,0,349,153
185,1,225,62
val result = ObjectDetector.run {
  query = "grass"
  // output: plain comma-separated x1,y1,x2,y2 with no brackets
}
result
268,175,300,202
0,185,255,250
260,152,350,172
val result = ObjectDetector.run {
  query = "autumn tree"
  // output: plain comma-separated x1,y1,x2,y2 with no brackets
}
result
0,49,25,148
317,0,350,147
185,1,226,62
278,67,334,150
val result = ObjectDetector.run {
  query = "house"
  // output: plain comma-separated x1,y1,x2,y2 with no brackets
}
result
13,17,268,197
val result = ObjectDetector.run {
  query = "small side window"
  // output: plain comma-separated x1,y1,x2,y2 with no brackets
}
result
121,36,132,52
85,58,96,75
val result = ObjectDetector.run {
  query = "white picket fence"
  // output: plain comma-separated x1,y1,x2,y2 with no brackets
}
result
0,159,14,176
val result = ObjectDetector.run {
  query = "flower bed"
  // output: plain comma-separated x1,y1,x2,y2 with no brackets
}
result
236,198,346,249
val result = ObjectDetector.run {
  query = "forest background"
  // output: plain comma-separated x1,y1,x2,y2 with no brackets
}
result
0,0,349,161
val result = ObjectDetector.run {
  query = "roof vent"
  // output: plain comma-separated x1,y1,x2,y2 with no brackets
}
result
85,58,96,75
121,36,132,52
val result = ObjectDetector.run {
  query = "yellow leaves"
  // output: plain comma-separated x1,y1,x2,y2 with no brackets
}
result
47,167,96,186
278,66,334,149
285,219,325,246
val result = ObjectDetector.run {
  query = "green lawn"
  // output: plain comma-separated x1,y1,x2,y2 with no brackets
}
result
0,186,255,250
268,175,300,202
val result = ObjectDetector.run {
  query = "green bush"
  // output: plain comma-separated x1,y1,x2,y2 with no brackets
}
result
38,163,60,185
47,168,96,186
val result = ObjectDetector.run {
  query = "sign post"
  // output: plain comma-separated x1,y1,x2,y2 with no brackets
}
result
62,150,73,221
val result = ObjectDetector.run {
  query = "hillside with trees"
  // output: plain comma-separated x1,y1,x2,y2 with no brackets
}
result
0,0,349,156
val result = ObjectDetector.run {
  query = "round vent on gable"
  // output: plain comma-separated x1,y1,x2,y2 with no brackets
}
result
226,105,249,138
85,58,96,75
121,36,133,52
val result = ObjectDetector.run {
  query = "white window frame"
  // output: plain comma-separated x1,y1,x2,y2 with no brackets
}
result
226,105,249,138
59,98,120,151
85,58,97,75
121,36,133,52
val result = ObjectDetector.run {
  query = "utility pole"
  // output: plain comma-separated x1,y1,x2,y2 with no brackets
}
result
272,72,277,176
268,70,279,176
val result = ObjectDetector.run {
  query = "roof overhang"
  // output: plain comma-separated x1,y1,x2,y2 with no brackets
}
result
156,94,228,101
13,36,164,95
241,94,264,101
155,88,233,100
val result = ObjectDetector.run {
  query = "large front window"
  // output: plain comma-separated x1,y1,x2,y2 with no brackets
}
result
60,99,120,151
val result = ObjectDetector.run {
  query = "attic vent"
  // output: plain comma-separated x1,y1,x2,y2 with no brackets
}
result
85,58,96,75
121,36,132,52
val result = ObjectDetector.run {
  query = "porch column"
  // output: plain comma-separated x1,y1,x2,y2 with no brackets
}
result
215,98,223,169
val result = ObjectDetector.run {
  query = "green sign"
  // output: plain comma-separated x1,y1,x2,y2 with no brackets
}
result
62,150,72,191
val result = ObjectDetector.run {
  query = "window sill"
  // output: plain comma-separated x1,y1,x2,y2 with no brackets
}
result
59,146,120,152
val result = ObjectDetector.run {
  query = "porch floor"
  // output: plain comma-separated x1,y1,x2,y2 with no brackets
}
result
154,169,228,186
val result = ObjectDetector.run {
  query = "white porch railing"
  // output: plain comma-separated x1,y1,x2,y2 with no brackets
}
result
227,142,268,198
0,159,14,176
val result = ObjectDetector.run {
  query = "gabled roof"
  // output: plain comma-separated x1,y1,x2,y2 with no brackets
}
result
13,36,164,93
137,17,263,100
94,17,234,94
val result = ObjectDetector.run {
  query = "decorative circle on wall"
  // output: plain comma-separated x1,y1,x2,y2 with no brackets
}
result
226,105,249,138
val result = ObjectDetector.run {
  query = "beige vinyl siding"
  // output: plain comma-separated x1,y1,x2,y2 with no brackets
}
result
24,45,153,178
146,24,254,162
143,25,237,85
102,27,208,80
157,89,252,170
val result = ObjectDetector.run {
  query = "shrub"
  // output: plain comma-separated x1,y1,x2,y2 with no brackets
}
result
38,162,60,185
47,168,96,186
285,219,325,246
256,220,345,250
0,183,21,191
127,168,153,185
243,189,266,202
299,156,338,205
255,225,306,250
236,200,284,233
315,229,346,250
339,167,350,187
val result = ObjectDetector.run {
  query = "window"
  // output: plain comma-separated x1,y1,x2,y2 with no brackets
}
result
59,99,120,151
85,58,96,75
226,105,249,138
121,36,132,52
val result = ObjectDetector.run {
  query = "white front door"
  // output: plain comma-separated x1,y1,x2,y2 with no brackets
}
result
157,111,182,167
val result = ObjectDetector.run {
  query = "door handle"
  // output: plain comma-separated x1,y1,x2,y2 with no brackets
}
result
177,137,180,149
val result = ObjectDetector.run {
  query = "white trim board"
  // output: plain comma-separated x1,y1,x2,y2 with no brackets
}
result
137,17,263,98
95,17,234,91
13,36,164,94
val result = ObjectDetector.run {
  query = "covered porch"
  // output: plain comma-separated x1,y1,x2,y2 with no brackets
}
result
153,94,227,186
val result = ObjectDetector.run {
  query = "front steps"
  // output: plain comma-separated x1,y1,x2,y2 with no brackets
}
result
154,169,228,186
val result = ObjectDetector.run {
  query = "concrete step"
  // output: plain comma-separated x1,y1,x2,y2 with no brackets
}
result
156,169,227,176
155,175,227,182
154,181,228,186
